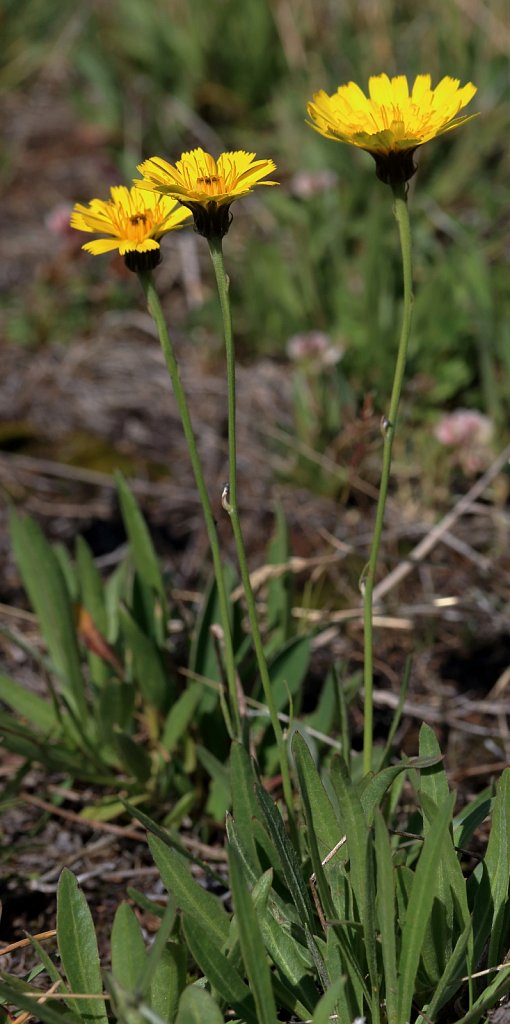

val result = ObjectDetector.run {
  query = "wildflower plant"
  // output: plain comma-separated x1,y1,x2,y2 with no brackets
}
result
5,60,509,1024
307,71,477,772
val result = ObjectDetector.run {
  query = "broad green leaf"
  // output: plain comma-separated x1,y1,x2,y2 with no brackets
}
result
0,673,57,733
312,976,346,1024
10,511,87,719
161,684,203,753
329,755,369,916
116,472,167,641
397,792,456,1024
292,732,341,952
182,914,258,1024
454,787,492,851
137,895,178,995
228,845,278,1024
196,744,231,819
479,767,510,966
417,918,473,1023
175,986,223,1024
56,868,108,1023
111,903,146,994
230,741,262,875
292,732,341,861
120,606,171,711
148,836,230,948
269,636,311,711
255,781,315,932
358,754,442,824
418,725,471,982
149,942,186,1023
251,870,316,1008
188,566,236,710
112,730,153,784
75,536,109,687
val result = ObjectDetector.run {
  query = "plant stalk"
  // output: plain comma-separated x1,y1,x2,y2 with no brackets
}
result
138,270,241,739
207,236,296,835
362,182,414,775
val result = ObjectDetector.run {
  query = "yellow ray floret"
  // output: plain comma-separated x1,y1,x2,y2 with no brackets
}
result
307,73,477,155
135,149,278,208
70,185,191,256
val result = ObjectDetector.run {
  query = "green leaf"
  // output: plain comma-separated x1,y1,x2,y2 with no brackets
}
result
397,792,456,1024
112,730,153,784
255,781,315,932
116,472,167,640
418,725,471,982
111,903,146,995
417,918,473,1023
148,836,230,948
120,606,171,711
56,869,108,1023
175,986,224,1024
374,810,398,1024
196,744,231,819
161,684,203,753
329,755,369,917
269,636,311,712
292,732,340,862
10,511,87,719
250,870,317,1013
182,914,258,1024
230,741,262,875
478,767,510,967
0,673,58,733
358,754,442,824
75,536,109,687
149,942,186,1023
188,567,237,712
228,845,278,1024
311,976,346,1024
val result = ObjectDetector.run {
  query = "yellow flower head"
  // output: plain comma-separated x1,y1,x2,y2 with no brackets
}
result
307,74,477,184
135,148,278,238
70,185,191,271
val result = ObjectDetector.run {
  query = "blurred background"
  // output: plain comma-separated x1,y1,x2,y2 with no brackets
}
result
0,0,509,666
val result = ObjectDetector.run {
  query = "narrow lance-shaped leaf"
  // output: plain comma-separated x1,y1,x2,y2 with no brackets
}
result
56,868,108,1024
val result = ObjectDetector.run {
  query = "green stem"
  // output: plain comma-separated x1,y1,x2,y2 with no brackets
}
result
207,236,296,835
138,270,241,739
362,183,414,776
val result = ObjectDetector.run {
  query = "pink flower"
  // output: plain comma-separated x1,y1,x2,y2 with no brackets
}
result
287,331,344,368
434,409,494,473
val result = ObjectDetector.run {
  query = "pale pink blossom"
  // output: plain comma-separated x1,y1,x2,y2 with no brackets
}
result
434,409,494,472
287,331,344,368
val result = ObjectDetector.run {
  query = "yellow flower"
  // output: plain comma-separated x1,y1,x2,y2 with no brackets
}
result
135,148,278,238
307,74,477,183
70,185,191,271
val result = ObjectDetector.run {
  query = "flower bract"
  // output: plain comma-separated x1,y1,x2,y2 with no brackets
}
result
134,149,278,238
70,185,191,270
307,74,477,183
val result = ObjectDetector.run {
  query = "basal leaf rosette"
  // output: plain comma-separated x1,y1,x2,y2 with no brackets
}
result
135,148,278,238
307,73,477,184
70,185,191,272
